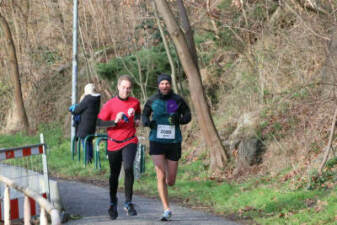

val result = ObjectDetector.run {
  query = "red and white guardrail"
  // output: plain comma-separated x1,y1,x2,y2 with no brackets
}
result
0,144,44,161
0,143,47,221
0,193,47,221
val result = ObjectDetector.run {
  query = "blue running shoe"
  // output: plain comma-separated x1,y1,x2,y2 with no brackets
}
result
124,202,137,216
160,209,172,221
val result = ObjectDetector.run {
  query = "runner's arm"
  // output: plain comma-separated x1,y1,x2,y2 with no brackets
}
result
135,101,141,121
96,118,116,128
178,98,192,125
141,100,152,127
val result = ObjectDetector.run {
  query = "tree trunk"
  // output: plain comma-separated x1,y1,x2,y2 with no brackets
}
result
152,1,178,93
135,54,148,102
319,105,337,175
154,0,227,173
0,13,29,133
176,0,199,68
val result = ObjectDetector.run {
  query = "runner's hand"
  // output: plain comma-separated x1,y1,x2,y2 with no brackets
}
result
122,114,129,122
168,113,179,125
149,120,157,129
115,112,125,123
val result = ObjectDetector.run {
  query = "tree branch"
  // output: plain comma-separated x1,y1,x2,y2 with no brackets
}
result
285,1,330,41
294,0,330,16
319,105,337,174
152,0,178,93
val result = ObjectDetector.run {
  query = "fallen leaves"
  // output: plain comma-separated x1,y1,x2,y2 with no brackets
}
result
278,211,294,218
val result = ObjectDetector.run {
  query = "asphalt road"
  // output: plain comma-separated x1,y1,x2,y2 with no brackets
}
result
58,180,241,225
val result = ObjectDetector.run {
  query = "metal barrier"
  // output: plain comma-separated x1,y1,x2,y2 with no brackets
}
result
71,134,146,177
94,135,108,169
0,134,60,224
0,175,61,225
134,143,146,180
71,134,108,168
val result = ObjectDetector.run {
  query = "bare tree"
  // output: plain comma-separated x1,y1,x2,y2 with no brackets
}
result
0,12,29,133
154,0,227,173
176,0,199,68
152,1,178,93
319,105,337,175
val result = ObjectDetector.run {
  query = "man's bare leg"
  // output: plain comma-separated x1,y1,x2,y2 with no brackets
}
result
152,155,170,210
166,160,178,186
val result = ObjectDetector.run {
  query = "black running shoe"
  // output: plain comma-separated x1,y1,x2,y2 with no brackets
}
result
108,202,118,220
124,202,137,216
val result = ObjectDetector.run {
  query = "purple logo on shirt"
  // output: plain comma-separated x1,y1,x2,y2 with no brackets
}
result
167,99,178,113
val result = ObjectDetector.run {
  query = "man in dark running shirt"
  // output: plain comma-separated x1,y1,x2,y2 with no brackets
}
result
142,74,191,221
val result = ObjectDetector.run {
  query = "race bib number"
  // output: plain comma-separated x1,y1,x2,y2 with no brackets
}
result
157,125,175,139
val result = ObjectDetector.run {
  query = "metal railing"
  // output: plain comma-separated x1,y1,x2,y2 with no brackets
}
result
71,135,146,178
71,133,108,168
0,175,61,225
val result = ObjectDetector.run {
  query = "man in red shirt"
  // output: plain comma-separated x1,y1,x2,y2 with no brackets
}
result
97,75,140,220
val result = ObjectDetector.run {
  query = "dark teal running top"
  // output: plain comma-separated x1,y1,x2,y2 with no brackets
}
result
142,91,191,143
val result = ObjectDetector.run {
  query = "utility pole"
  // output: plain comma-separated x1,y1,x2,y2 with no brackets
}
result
71,0,78,152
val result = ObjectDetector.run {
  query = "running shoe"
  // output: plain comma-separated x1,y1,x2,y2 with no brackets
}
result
160,209,172,221
108,201,118,220
124,202,137,216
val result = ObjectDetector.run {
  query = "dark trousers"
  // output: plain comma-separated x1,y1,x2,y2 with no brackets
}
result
81,138,93,162
107,143,137,204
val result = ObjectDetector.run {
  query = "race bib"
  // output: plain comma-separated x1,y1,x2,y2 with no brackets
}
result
157,125,175,139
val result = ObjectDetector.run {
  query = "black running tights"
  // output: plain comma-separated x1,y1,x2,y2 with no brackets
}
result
107,143,137,204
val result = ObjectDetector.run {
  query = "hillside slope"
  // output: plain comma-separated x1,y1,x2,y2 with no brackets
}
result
0,0,336,179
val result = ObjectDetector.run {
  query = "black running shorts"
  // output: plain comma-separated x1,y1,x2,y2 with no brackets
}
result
149,141,182,161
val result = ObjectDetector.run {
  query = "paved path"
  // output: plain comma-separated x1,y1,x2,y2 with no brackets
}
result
58,180,241,225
